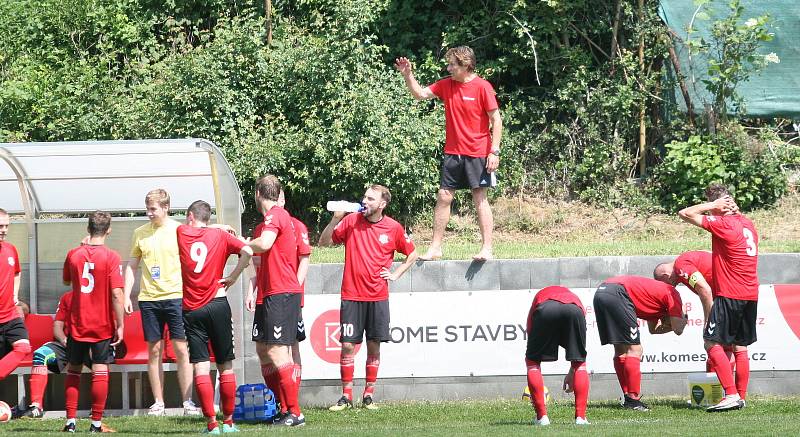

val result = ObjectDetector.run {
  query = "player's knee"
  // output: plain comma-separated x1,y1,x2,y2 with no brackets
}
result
340,342,356,355
437,189,454,203
32,345,52,366
13,341,32,355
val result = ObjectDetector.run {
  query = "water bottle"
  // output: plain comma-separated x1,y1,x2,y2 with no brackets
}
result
326,200,364,212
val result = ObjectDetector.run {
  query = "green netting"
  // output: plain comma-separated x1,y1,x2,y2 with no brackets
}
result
659,0,800,118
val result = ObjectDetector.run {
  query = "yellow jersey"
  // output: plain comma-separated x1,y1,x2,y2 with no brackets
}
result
130,218,183,301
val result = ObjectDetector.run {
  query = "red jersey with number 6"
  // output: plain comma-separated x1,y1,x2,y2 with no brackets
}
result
702,214,759,301
332,213,415,301
673,251,713,295
63,245,124,342
177,225,246,311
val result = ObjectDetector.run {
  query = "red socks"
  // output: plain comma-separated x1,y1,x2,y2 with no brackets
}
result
293,364,302,389
525,359,547,419
29,365,49,407
708,345,736,395
261,364,284,413
0,341,30,379
340,353,355,400
65,370,81,419
277,363,301,416
194,374,216,419
364,355,380,398
623,356,642,399
571,361,589,418
613,356,628,395
90,370,109,421
734,349,750,399
219,372,237,418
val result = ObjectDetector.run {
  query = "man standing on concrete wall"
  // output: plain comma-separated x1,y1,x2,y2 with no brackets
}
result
319,185,417,411
395,46,502,261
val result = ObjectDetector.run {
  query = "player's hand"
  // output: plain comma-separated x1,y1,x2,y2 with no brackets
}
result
245,291,256,312
394,57,412,76
219,276,236,289
563,372,575,393
112,327,124,346
332,211,346,220
124,297,133,314
380,267,397,282
486,153,499,173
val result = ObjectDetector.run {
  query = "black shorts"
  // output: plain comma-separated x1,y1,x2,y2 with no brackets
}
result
526,300,587,362
0,317,28,357
33,341,92,373
251,293,302,345
184,297,236,364
66,337,114,365
440,153,496,190
340,300,391,344
594,283,640,345
296,310,306,342
703,296,758,346
139,298,186,342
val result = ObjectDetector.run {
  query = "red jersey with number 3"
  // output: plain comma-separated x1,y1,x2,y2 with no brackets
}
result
673,251,713,295
429,76,499,157
63,245,124,342
527,286,585,332
332,213,415,301
54,291,74,336
702,214,759,301
177,225,246,311
0,242,21,324
606,275,683,321
260,206,302,296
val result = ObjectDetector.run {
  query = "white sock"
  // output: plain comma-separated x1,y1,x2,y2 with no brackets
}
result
66,418,76,426
92,420,102,428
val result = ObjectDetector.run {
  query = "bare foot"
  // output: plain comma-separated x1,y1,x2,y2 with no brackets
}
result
419,248,443,261
472,249,493,261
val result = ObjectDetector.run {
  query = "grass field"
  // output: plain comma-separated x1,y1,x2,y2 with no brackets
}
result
3,397,800,436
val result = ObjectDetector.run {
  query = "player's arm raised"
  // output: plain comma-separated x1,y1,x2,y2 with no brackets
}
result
123,257,140,314
221,245,254,289
318,211,345,247
678,196,736,227
395,57,436,101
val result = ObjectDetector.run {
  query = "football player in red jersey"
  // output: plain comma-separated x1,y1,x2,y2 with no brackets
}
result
319,184,418,411
0,208,30,389
61,211,124,433
177,200,252,433
679,183,759,411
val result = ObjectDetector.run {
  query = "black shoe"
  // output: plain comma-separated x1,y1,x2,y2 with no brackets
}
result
23,405,44,418
10,404,25,419
362,396,379,410
328,395,353,411
270,411,287,424
622,395,650,412
89,423,116,433
273,413,305,427
62,422,76,433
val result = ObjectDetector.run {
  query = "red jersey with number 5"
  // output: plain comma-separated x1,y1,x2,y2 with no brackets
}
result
702,214,759,301
63,245,124,342
673,250,713,295
177,225,246,311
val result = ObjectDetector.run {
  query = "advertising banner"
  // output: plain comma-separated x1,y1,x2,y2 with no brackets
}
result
299,285,800,379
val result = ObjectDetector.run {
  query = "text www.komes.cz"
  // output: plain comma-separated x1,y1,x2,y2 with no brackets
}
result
641,351,767,363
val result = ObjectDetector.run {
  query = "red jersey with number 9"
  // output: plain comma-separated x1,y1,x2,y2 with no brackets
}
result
702,214,759,301
63,245,124,342
177,225,246,311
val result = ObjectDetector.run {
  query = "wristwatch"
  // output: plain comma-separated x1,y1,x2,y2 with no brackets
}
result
489,149,500,157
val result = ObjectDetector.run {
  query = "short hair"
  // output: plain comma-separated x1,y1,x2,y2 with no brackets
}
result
369,184,391,204
145,189,170,208
705,183,730,202
445,46,476,72
255,175,281,202
653,263,671,280
187,200,212,224
88,210,112,237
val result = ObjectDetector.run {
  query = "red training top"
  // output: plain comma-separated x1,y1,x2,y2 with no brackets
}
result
258,206,302,297
429,76,499,157
253,215,312,305
332,212,415,301
606,275,683,321
0,242,21,324
702,214,760,301
526,285,585,332
54,291,74,336
673,250,714,295
177,225,246,311
63,245,124,342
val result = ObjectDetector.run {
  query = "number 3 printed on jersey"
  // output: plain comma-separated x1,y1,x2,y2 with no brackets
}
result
743,228,757,256
81,262,96,293
191,242,208,273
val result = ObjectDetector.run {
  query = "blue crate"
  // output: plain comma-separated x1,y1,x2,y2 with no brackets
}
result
233,383,277,423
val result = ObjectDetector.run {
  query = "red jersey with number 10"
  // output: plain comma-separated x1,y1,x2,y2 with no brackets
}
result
177,225,246,311
332,213,415,301
673,251,713,295
0,242,21,324
63,245,124,342
702,214,759,301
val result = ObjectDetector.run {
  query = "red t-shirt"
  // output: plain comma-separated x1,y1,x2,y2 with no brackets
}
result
0,242,21,324
253,216,312,304
429,76,499,157
177,225,246,311
606,275,683,321
54,291,74,336
259,206,302,297
526,286,585,332
63,245,124,342
332,213,416,301
673,250,714,295
702,214,759,301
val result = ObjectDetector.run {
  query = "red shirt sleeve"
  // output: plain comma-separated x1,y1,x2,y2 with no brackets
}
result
331,213,355,244
55,293,70,323
702,215,736,241
62,251,71,284
429,78,446,99
665,287,684,318
480,81,499,113
224,230,247,256
108,251,124,289
294,219,312,257
12,246,20,275
394,224,415,256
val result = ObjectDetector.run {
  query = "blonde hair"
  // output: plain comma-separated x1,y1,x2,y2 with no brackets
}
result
145,189,170,208
445,46,476,72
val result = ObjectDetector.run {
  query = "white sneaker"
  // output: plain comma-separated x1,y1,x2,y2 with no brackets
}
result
148,401,165,416
575,417,590,425
706,394,742,412
534,415,550,426
183,400,202,416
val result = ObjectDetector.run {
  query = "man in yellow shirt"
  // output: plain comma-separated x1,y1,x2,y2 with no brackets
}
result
124,189,199,416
